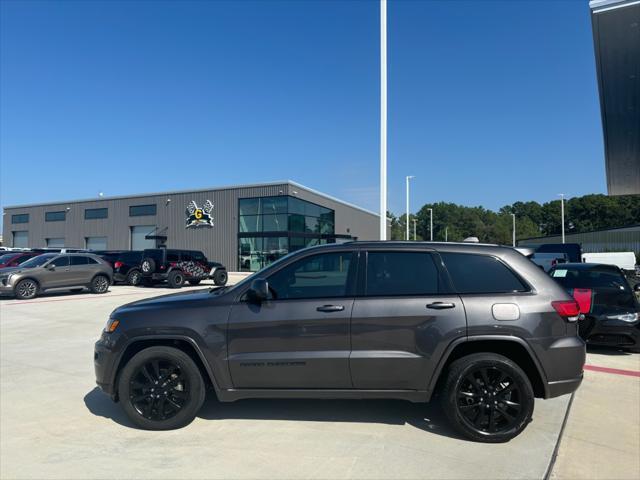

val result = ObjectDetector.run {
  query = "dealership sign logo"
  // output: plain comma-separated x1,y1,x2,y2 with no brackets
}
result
186,200,214,229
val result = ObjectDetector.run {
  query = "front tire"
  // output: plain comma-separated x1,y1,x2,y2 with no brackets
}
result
90,275,110,294
126,269,142,286
440,353,534,443
14,279,38,300
117,346,205,430
213,269,228,286
167,270,185,289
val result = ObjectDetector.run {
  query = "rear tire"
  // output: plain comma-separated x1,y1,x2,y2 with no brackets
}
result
126,269,142,286
440,353,534,443
14,279,38,300
117,346,205,430
167,270,185,289
90,275,110,294
213,269,228,286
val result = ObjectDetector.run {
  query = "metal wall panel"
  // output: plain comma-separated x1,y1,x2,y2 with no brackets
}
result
2,182,380,270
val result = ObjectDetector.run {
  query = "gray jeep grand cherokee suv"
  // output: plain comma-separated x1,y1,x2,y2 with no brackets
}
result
95,242,585,442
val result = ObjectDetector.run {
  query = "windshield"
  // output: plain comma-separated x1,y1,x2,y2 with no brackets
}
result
19,254,57,268
0,254,17,264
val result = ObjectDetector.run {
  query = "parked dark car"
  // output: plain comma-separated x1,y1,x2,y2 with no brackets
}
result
0,252,41,269
95,242,585,442
550,263,640,352
139,248,227,288
94,251,144,285
0,253,113,299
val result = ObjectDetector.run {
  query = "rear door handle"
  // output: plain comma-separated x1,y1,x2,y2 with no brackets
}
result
427,302,455,310
316,305,345,312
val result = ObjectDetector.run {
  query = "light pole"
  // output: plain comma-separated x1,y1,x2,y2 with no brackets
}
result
379,0,387,240
558,194,565,244
428,208,433,241
445,226,448,242
413,218,417,241
511,213,516,247
405,175,415,240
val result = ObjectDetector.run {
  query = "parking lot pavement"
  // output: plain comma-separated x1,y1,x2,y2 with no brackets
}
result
551,349,640,480
2,284,570,480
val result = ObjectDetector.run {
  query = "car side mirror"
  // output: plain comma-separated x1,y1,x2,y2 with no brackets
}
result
247,278,269,303
46,264,55,271
634,284,640,293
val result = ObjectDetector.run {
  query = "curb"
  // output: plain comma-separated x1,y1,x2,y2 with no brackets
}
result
544,392,576,480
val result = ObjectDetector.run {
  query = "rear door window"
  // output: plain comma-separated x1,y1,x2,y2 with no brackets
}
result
365,251,441,296
166,251,180,262
440,252,528,294
70,256,88,266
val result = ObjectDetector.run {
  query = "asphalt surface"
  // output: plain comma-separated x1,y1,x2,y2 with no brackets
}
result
0,280,627,479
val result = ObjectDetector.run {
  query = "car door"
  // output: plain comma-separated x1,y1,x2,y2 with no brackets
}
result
227,250,357,389
350,249,467,390
43,255,74,288
68,255,91,285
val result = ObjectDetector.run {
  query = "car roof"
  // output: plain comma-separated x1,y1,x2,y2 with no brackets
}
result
301,241,514,254
551,262,621,271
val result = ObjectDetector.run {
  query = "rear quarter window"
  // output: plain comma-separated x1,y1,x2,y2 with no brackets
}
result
440,252,528,294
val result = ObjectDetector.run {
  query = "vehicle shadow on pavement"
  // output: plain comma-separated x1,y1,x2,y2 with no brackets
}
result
84,388,463,440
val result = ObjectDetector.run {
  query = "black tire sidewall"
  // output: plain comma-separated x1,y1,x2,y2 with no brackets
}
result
127,270,142,286
168,270,184,288
213,270,228,286
117,346,205,430
15,279,38,299
441,353,534,443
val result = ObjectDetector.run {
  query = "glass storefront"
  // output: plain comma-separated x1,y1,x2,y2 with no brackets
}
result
238,196,336,271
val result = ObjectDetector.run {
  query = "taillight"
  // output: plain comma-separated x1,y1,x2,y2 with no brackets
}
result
114,261,123,269
572,288,593,314
552,300,581,322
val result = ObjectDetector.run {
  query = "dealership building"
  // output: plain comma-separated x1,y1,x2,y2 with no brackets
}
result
2,181,380,271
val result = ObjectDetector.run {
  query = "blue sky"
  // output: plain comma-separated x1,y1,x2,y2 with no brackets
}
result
1,0,604,217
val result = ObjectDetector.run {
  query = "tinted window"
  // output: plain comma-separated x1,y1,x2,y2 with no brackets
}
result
70,256,88,266
167,251,180,262
50,256,70,267
551,268,628,290
85,208,108,219
45,211,66,222
268,252,353,300
441,253,527,294
129,204,156,216
87,257,99,265
121,251,142,263
181,251,193,262
192,252,205,262
11,214,29,224
366,251,440,296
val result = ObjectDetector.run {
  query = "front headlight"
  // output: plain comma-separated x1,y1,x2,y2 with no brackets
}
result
606,312,639,323
104,318,120,333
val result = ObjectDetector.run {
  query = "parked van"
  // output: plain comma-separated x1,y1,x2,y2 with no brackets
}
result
581,252,637,273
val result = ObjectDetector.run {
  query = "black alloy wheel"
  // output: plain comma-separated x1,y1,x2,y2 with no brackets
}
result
455,366,523,434
118,346,205,430
127,270,142,286
129,359,189,421
441,353,534,443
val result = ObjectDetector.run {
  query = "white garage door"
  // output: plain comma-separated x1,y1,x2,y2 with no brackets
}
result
86,236,108,250
46,238,65,248
12,231,28,248
131,226,156,250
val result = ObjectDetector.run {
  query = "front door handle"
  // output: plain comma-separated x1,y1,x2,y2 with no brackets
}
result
427,302,455,310
316,305,345,312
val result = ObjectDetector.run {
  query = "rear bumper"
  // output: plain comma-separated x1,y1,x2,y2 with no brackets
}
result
531,335,586,399
547,375,583,398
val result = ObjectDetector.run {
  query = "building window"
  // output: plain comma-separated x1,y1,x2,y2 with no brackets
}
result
85,208,108,219
237,196,336,272
11,214,29,224
45,211,66,222
131,225,156,250
85,236,108,250
12,231,28,248
129,204,156,217
46,238,65,248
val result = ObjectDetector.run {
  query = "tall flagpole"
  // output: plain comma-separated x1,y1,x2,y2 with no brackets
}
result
379,0,387,240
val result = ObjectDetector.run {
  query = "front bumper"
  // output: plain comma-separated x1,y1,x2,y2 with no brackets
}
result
0,282,15,296
583,316,640,349
94,333,121,400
